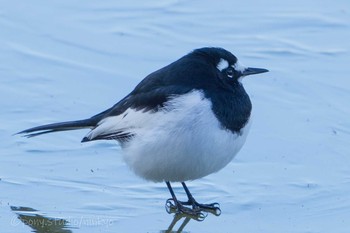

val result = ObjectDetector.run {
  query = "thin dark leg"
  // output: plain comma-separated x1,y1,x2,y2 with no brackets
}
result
181,182,195,204
166,181,178,203
180,182,221,216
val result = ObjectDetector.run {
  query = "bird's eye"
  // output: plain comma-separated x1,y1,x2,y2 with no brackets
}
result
226,67,234,78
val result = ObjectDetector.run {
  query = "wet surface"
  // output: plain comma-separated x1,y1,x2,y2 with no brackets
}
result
1,0,350,232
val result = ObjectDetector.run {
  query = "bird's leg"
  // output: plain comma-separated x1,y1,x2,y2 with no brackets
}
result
165,181,207,220
180,182,221,216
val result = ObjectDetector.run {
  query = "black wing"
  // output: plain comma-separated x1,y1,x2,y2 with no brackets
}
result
18,50,213,141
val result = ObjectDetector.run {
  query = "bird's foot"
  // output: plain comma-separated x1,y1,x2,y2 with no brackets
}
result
165,198,207,221
179,200,221,216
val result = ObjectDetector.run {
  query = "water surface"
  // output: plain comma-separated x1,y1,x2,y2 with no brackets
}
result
1,0,350,232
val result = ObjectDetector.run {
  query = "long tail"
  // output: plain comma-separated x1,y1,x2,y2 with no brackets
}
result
17,118,98,138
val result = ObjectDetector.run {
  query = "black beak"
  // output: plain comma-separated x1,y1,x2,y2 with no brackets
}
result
242,67,269,76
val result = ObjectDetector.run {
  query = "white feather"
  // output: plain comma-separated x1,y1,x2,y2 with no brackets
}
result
233,61,246,73
217,58,229,71
85,90,250,182
233,60,247,83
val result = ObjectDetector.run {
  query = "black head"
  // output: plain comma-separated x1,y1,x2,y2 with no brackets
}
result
191,47,268,85
186,47,269,133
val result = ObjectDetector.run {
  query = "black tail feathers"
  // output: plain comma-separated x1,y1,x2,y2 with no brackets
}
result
17,118,97,138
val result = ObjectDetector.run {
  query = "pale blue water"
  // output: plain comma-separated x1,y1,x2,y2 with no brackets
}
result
1,0,350,232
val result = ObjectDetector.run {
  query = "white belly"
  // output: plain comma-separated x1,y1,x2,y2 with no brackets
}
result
122,91,251,182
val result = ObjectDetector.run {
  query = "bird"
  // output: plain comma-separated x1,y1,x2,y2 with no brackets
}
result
18,47,268,218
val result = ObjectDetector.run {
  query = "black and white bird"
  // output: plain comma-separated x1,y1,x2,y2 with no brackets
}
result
18,47,268,218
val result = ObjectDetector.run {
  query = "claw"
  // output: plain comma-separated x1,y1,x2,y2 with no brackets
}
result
196,212,208,221
165,198,177,214
211,202,220,209
213,207,221,216
200,203,221,216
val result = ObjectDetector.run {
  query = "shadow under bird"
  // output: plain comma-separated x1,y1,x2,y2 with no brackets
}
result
18,47,268,219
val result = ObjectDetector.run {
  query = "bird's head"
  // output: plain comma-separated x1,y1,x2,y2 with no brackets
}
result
192,47,268,84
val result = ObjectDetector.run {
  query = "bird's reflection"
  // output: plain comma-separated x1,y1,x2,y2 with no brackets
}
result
11,206,72,233
162,207,217,233
11,205,213,233
161,214,192,233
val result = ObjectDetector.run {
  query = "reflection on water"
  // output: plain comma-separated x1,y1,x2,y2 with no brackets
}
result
162,199,222,232
11,206,205,233
11,205,209,233
11,206,72,233
161,214,192,233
